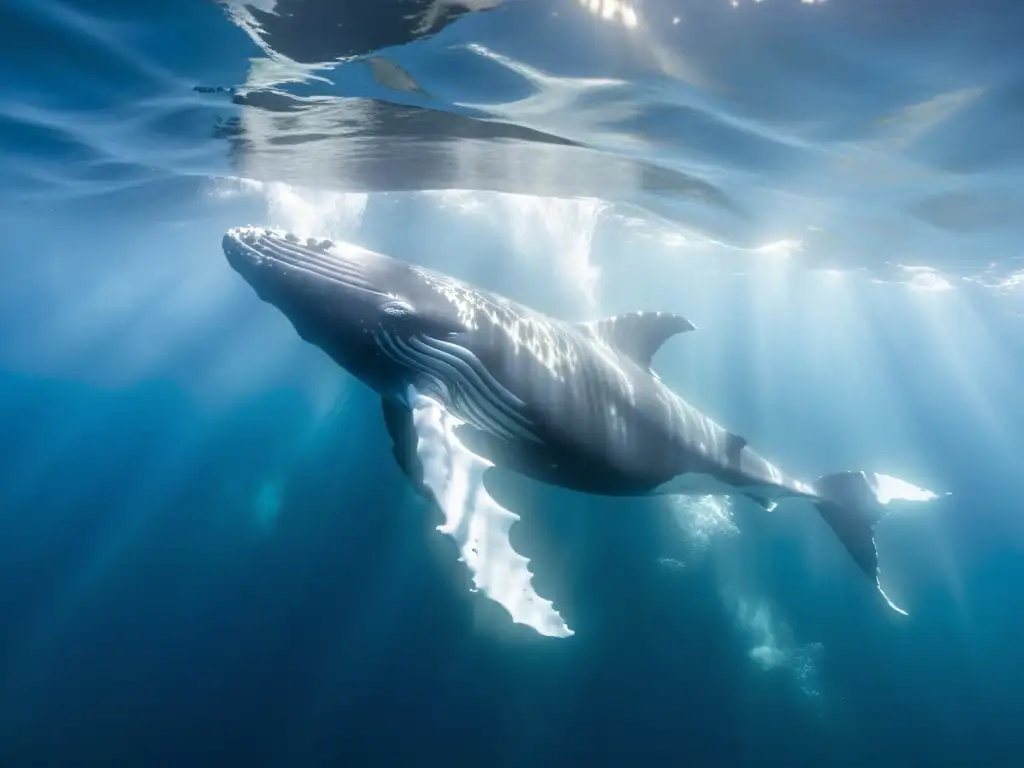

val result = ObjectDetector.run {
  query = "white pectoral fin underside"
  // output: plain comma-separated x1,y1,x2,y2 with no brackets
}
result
408,388,574,639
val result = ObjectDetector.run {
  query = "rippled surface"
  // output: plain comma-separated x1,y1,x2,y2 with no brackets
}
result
4,0,1024,285
2,0,1024,765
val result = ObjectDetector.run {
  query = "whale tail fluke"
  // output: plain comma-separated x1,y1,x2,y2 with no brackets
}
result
811,471,941,617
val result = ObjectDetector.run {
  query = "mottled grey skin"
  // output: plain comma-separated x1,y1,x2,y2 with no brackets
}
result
222,227,807,503
224,226,921,610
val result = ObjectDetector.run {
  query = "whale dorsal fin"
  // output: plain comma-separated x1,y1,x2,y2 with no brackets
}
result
585,311,697,370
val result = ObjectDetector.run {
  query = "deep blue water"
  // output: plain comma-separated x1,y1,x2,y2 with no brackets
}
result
2,0,1024,764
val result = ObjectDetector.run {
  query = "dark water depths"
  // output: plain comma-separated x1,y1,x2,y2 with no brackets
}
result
1,0,1023,765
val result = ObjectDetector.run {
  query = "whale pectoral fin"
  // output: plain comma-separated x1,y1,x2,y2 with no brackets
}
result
406,388,574,639
744,493,777,513
381,398,428,500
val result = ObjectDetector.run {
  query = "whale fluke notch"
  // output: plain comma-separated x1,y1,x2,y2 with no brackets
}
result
584,311,697,370
811,470,940,617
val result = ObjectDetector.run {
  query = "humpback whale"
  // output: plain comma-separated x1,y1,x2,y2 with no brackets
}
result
223,226,940,637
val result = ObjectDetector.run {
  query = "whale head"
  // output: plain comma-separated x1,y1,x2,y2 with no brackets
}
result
223,226,466,395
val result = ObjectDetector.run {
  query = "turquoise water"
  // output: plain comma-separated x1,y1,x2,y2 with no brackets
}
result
1,0,1023,764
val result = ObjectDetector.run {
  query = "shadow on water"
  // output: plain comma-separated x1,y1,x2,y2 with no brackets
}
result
199,0,1024,279
213,88,743,233
235,0,503,63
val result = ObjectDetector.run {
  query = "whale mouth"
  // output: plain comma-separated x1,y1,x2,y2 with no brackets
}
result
223,226,379,293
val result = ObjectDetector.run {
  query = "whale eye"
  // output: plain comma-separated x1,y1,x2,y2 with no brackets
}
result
382,299,414,318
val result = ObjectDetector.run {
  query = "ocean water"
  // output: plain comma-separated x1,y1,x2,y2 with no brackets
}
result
1,0,1024,764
